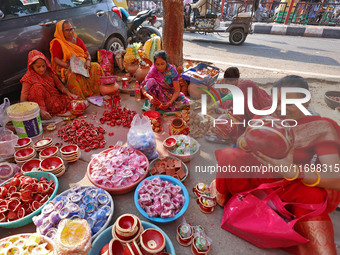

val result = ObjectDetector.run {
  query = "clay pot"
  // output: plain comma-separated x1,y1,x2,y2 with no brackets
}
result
99,82,119,96
116,214,139,238
127,62,139,75
68,100,87,116
140,229,166,254
197,195,216,214
176,223,193,246
135,64,150,83
191,237,211,255
169,118,189,136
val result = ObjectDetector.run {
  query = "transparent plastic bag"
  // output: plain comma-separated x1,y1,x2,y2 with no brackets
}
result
127,114,158,160
0,98,10,127
0,128,18,161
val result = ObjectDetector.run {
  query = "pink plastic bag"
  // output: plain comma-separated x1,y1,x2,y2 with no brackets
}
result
97,49,114,76
221,181,328,249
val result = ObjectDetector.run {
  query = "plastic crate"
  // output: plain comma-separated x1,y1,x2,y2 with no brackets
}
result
182,63,220,86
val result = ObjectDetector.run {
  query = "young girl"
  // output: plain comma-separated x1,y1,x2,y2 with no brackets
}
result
20,50,76,120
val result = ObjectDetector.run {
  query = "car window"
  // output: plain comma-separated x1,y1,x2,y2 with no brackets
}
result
0,0,48,20
57,0,96,9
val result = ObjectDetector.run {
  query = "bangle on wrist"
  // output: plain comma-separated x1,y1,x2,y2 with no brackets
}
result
284,164,299,181
302,169,321,187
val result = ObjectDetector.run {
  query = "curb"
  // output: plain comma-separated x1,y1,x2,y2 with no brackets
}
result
253,23,340,39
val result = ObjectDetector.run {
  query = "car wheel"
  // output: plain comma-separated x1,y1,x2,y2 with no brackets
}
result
229,29,247,45
105,37,124,53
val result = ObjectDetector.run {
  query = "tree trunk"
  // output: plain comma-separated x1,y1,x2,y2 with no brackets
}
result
162,0,184,67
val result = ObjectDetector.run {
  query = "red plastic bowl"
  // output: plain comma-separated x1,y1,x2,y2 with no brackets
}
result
60,145,78,154
21,159,41,173
245,117,295,159
15,148,34,159
15,138,31,147
40,146,58,157
143,110,160,120
87,148,149,195
140,229,166,253
40,157,63,171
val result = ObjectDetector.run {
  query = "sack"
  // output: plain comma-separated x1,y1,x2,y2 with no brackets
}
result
97,49,114,76
127,114,158,160
0,98,10,127
221,181,328,249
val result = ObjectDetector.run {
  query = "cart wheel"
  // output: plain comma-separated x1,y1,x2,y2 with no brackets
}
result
229,29,247,45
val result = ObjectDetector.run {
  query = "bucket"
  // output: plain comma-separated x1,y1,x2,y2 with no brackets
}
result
6,102,43,138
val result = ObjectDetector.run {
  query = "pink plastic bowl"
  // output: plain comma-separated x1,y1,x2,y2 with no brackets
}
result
40,146,58,157
60,145,78,154
40,157,63,171
21,159,41,172
15,148,34,159
87,148,149,195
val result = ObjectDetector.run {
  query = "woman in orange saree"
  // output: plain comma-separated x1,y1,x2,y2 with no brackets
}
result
50,20,102,99
212,75,340,255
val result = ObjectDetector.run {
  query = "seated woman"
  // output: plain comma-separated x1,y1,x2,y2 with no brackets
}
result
141,50,190,112
218,66,240,98
20,50,76,120
211,75,340,254
50,20,102,99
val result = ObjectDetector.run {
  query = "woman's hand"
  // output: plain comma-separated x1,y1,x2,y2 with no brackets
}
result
40,110,52,120
149,96,160,105
85,59,91,70
160,102,171,110
67,92,78,99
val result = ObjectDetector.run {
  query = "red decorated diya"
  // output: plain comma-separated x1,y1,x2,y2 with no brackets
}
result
169,118,189,136
197,195,216,214
116,214,139,238
140,229,166,254
176,223,193,246
15,148,35,160
191,236,211,255
40,157,63,171
245,116,295,159
40,146,58,158
108,239,125,255
68,99,87,116
60,145,78,155
163,137,177,150
193,183,209,198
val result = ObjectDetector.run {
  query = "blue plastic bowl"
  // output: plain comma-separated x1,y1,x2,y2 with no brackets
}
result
88,220,176,255
0,171,59,228
134,175,189,223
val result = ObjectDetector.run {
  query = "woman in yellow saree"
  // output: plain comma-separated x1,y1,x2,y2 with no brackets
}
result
50,20,102,98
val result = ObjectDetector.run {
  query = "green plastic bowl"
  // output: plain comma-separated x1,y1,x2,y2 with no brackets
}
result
0,171,59,228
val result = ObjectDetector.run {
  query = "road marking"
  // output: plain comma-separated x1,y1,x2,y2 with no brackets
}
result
184,57,340,79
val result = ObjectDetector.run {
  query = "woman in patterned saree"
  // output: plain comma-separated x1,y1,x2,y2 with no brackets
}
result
50,20,102,99
141,50,190,112
211,75,340,255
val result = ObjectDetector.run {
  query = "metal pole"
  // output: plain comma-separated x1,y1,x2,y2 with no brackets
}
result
284,0,295,24
221,0,226,21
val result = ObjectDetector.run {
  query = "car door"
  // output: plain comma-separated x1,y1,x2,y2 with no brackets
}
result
52,0,109,57
0,0,56,95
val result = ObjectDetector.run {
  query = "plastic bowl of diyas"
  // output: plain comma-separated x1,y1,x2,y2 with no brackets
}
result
0,171,58,228
0,233,56,254
134,175,189,224
164,135,200,163
33,185,114,241
88,216,176,255
149,156,189,182
87,144,149,195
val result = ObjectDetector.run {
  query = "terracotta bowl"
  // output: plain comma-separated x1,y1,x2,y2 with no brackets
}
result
60,145,79,155
15,147,35,159
163,137,177,150
34,138,52,148
113,219,142,242
116,214,138,237
21,159,41,173
15,138,32,148
40,146,58,157
40,157,63,171
140,229,166,254
108,239,124,255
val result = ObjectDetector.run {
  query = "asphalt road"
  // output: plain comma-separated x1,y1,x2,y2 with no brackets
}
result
183,32,340,80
